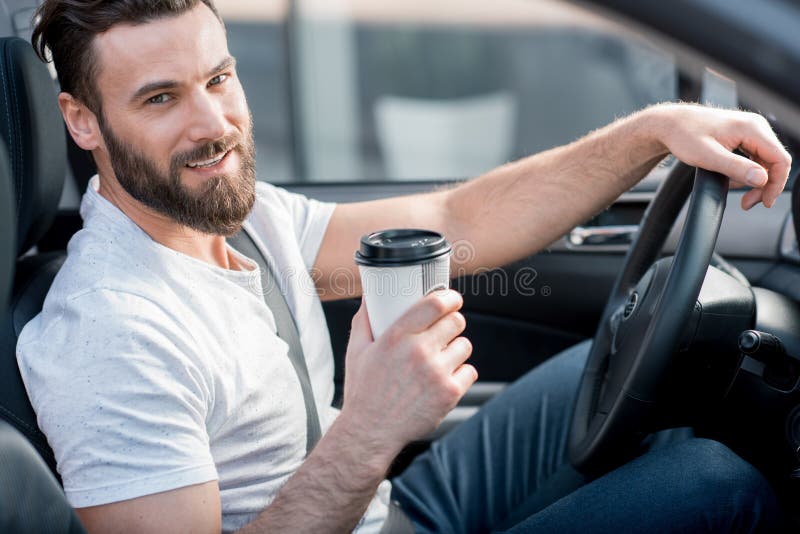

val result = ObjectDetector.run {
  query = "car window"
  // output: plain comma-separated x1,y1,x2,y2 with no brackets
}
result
219,0,678,184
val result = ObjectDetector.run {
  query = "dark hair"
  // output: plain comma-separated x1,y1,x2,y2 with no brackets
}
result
31,0,221,114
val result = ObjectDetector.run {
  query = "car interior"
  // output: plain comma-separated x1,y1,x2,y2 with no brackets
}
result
2,0,800,531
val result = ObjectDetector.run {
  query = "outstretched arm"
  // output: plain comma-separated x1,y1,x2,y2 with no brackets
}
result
313,103,792,299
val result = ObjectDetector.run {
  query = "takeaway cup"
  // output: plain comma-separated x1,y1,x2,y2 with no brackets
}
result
355,229,452,338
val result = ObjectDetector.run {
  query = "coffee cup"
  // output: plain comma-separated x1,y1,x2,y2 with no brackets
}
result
355,229,452,338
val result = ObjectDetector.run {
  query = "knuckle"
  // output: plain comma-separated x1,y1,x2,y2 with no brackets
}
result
731,112,752,127
449,312,466,333
747,113,771,134
754,112,771,127
429,296,449,316
441,379,461,401
731,116,751,134
723,155,742,175
459,336,473,356
383,326,404,346
467,365,479,384
409,340,430,362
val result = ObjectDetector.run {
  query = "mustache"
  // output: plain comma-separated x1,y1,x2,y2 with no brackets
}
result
171,134,242,169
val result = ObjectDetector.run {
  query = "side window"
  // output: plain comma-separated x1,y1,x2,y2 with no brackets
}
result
224,0,677,184
218,1,294,183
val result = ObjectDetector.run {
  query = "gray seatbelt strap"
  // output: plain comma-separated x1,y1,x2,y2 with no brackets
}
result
230,230,414,533
228,229,322,454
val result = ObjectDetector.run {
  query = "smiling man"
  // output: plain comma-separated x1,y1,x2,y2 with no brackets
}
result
15,1,792,533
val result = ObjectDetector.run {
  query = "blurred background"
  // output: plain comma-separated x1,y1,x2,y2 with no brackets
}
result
173,0,678,183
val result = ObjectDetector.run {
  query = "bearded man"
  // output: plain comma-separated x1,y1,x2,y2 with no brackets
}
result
16,1,791,532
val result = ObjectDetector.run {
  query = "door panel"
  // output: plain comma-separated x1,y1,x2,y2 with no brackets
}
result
324,297,584,408
302,181,792,417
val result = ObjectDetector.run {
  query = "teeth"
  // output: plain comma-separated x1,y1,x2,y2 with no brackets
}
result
187,152,226,168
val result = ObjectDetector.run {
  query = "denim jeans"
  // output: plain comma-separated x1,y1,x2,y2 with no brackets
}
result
391,341,782,533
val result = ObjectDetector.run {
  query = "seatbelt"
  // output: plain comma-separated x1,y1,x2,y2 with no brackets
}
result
230,229,414,533
228,229,322,454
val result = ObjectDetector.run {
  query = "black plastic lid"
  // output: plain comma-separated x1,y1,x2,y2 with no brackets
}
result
354,229,451,266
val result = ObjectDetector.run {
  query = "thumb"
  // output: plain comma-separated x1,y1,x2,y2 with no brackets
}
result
705,140,768,188
347,298,374,353
741,163,769,188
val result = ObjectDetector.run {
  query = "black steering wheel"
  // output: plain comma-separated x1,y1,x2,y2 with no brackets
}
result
568,161,730,474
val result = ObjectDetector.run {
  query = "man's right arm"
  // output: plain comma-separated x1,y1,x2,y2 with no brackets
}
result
76,290,475,533
76,416,385,534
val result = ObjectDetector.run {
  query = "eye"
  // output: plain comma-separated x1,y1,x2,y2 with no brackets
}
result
209,73,229,87
147,93,171,105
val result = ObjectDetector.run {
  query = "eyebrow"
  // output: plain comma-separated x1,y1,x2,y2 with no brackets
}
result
130,56,237,104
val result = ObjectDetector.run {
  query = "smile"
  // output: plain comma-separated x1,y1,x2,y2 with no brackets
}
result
186,150,230,169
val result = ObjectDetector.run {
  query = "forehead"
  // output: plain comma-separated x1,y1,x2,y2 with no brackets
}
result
93,3,228,101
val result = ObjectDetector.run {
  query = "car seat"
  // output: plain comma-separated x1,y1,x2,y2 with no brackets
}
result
0,129,83,531
0,35,67,477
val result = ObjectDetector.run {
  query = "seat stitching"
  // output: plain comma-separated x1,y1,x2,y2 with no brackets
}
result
7,43,24,220
11,255,65,335
0,405,55,463
1,44,20,213
0,43,20,226
0,404,46,442
12,255,65,305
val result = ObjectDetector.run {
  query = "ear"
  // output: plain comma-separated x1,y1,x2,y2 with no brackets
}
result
58,92,101,151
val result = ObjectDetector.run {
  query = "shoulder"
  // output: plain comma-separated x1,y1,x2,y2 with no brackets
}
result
19,284,195,351
17,285,208,417
252,181,336,220
33,223,181,327
17,286,201,385
254,180,291,205
252,181,304,218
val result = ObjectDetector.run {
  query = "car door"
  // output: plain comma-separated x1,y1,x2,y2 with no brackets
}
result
239,0,799,444
278,0,665,415
7,0,800,455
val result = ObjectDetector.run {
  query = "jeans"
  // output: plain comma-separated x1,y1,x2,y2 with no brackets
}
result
391,341,782,533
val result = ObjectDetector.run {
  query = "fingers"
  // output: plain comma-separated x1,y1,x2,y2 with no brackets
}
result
440,335,473,370
736,118,792,208
672,109,792,210
348,298,374,351
741,188,764,211
760,155,791,208
700,137,768,189
451,363,478,394
423,311,466,349
699,134,789,210
392,289,463,334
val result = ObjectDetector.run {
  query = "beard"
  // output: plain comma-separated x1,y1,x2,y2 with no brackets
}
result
99,115,257,236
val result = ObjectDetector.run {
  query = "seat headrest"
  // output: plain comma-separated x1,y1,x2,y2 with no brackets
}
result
0,37,65,256
0,141,15,309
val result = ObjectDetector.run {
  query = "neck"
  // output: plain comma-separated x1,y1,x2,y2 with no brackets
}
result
96,172,242,271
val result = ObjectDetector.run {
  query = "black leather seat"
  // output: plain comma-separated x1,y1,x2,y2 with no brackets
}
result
0,134,83,532
0,140,15,315
0,36,68,477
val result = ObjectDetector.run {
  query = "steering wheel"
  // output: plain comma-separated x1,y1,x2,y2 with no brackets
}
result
568,161,730,474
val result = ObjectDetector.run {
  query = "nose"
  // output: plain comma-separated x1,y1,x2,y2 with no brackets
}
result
185,90,228,143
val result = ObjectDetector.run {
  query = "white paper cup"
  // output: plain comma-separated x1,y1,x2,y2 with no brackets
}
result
355,229,452,338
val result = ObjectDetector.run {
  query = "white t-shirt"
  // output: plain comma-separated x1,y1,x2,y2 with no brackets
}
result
16,176,391,533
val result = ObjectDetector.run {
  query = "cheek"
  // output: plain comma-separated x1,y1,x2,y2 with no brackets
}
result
227,82,251,125
132,118,185,168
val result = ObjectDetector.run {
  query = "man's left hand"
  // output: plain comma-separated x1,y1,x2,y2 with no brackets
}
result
649,103,793,210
